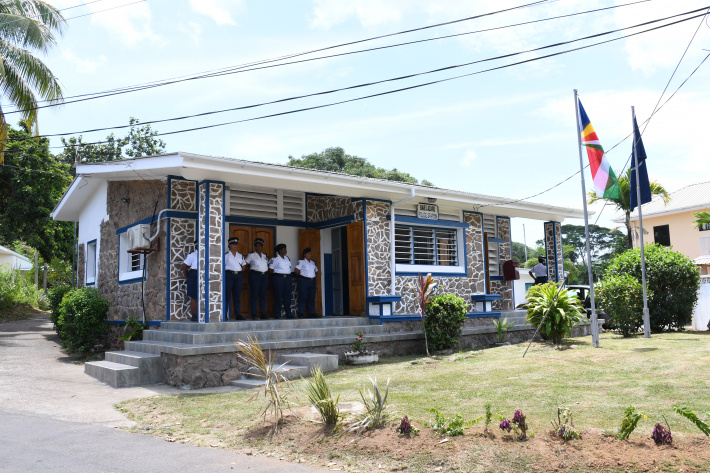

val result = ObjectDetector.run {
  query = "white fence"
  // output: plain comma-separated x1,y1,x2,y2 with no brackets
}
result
694,276,710,330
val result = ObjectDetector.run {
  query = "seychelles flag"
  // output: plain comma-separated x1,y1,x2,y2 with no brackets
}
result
577,99,619,199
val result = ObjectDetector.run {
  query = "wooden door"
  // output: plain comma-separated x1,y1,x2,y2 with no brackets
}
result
346,220,366,316
298,228,322,316
230,225,274,318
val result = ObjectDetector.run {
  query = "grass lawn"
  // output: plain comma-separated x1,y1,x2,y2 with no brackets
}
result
118,332,710,472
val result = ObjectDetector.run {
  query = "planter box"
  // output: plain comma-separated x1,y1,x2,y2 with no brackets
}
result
344,352,379,365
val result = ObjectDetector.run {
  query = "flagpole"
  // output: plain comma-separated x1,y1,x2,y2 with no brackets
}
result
632,106,651,338
574,90,600,348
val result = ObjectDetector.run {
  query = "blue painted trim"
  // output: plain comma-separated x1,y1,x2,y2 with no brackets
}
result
362,199,369,300
85,239,97,286
106,320,162,326
471,294,501,301
490,276,504,281
367,295,402,303
323,253,333,316
488,237,506,243
366,197,393,204
315,215,356,229
367,312,501,322
165,217,171,321
396,271,467,277
116,211,196,235
467,312,501,318
119,277,143,285
166,210,198,219
116,215,157,235
225,216,305,226
386,215,469,228
221,183,226,322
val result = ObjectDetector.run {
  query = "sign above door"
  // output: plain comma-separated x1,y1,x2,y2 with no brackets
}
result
417,203,439,220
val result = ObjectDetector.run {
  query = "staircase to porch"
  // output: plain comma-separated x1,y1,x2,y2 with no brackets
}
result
85,312,535,389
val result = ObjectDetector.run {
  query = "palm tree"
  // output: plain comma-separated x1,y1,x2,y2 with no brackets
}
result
588,169,670,249
692,210,710,229
0,0,65,164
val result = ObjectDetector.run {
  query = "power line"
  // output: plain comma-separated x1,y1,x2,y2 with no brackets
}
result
0,0,106,28
10,7,707,144
1,0,647,113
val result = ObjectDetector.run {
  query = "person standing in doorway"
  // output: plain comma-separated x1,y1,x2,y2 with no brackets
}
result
269,243,293,319
529,256,548,285
295,247,318,318
224,237,246,321
245,238,269,320
182,240,199,322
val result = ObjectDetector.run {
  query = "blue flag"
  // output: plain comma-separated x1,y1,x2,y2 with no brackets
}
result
630,116,652,212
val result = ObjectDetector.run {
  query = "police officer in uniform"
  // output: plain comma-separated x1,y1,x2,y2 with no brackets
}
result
295,247,319,318
269,243,293,319
245,238,269,320
181,240,199,322
224,237,246,321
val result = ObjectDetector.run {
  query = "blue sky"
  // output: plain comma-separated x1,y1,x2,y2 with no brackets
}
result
29,0,710,246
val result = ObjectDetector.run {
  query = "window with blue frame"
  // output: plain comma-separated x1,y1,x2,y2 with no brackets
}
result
394,224,462,274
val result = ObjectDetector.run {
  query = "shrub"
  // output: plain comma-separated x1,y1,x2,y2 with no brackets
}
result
616,406,646,441
345,377,393,435
0,266,44,310
48,284,72,335
605,245,699,332
58,287,110,354
595,275,646,337
499,408,528,440
652,421,673,445
525,283,585,345
424,293,467,351
304,366,341,426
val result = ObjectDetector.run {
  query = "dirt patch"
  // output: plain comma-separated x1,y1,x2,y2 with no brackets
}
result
0,305,48,324
123,402,710,472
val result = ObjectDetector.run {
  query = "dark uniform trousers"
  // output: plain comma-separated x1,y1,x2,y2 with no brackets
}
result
272,274,293,319
249,271,268,317
297,276,316,315
225,271,243,319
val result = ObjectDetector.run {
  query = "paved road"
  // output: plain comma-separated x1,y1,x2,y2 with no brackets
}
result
0,315,325,472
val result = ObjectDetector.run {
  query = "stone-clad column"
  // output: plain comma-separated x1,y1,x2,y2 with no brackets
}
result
197,181,225,323
168,178,197,321
544,221,564,283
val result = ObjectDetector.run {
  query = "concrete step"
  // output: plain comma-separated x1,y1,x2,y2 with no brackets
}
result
230,378,266,389
160,316,373,332
105,351,163,385
277,353,338,373
85,360,140,388
246,363,310,381
143,324,384,345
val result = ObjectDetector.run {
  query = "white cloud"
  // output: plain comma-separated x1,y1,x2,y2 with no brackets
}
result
61,49,107,74
177,21,202,43
87,0,161,46
189,0,246,26
460,150,476,167
310,0,403,29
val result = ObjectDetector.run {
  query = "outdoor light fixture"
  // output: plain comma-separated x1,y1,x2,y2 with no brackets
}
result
427,197,437,203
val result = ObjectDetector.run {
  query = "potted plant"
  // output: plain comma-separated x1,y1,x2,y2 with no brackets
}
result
344,332,378,365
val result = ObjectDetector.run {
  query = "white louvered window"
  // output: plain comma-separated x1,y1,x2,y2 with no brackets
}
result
228,185,305,221
483,214,500,277
395,225,458,266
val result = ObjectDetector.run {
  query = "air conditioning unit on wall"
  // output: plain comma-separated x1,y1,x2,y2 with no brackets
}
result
127,224,151,251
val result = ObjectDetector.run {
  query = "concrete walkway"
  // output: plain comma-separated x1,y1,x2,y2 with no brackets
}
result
0,314,325,473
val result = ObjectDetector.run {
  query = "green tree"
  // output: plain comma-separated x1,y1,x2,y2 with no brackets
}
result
287,147,433,185
588,169,670,249
511,241,532,263
605,244,699,332
59,117,166,168
692,210,710,229
0,122,72,263
0,0,65,163
561,224,625,282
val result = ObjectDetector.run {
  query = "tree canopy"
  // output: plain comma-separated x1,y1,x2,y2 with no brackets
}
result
0,122,73,262
588,169,670,249
59,117,166,168
561,224,625,284
286,147,434,186
0,0,65,164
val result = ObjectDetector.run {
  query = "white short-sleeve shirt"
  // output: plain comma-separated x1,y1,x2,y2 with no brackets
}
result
225,251,245,272
296,259,318,278
269,254,292,274
531,262,547,277
183,250,198,270
245,252,269,272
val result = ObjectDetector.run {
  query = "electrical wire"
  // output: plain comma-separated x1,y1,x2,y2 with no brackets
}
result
0,0,106,28
0,0,647,113
7,6,707,145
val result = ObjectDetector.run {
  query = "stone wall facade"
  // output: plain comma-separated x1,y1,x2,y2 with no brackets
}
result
366,200,392,296
307,195,363,223
544,221,564,283
489,216,513,311
197,182,224,323
167,177,197,321
98,179,168,322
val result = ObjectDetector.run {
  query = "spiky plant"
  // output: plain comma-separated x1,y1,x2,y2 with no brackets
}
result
235,334,295,431
525,282,585,346
304,366,341,425
408,273,437,357
346,377,393,435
